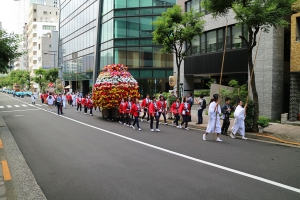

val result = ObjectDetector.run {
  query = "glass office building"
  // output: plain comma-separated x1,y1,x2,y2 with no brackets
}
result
59,0,176,96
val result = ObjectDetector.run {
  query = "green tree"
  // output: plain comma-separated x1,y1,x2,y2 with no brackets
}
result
152,5,205,98
44,68,59,83
33,68,47,92
0,30,24,73
14,70,30,90
202,0,297,132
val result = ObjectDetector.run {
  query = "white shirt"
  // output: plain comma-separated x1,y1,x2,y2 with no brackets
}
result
47,95,54,105
198,99,203,110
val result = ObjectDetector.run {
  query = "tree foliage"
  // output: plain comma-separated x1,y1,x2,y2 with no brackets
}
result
152,5,205,96
0,29,24,73
44,68,59,83
202,0,296,131
33,68,47,92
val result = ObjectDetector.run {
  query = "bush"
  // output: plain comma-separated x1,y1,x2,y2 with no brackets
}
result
257,116,270,128
194,89,210,97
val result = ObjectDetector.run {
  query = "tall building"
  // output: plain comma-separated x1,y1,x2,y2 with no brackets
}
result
27,4,59,75
177,0,294,120
59,0,176,96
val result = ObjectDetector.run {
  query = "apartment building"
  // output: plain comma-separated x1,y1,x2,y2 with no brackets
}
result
27,4,58,76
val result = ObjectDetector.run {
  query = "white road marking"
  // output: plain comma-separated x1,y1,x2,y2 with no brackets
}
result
0,106,4,109
14,105,20,107
21,104,28,107
7,105,12,108
6,95,300,194
0,109,40,113
35,104,42,106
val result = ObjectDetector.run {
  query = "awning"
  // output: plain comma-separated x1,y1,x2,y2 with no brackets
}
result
64,85,71,89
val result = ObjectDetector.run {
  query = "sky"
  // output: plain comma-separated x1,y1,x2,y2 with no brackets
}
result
0,0,18,33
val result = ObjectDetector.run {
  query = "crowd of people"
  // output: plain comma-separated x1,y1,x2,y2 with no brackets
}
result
34,90,248,142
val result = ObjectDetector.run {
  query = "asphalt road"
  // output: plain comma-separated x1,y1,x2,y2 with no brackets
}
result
1,93,300,200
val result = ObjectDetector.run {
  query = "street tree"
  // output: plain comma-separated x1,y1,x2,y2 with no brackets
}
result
0,29,24,73
202,0,297,132
14,70,30,90
33,68,47,92
152,5,205,97
44,68,59,83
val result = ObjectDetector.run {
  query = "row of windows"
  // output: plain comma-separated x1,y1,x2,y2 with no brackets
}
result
60,20,97,45
114,0,176,9
62,46,94,62
188,25,248,55
100,47,173,70
42,25,56,30
61,28,96,57
185,0,208,14
62,54,94,74
114,7,168,17
60,1,98,38
60,0,98,26
100,38,156,52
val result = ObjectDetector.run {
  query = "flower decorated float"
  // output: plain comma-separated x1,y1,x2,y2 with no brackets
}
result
92,64,140,119
47,82,55,93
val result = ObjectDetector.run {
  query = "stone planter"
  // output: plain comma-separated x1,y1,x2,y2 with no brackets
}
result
258,127,264,133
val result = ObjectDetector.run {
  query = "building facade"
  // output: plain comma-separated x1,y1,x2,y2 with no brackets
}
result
177,0,290,120
27,4,59,76
59,0,175,97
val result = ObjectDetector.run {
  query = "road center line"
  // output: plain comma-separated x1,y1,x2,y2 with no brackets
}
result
5,94,300,194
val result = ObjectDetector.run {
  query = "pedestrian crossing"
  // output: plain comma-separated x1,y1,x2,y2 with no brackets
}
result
0,104,48,109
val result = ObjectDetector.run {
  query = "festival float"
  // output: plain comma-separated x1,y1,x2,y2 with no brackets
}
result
92,64,140,119
47,82,55,93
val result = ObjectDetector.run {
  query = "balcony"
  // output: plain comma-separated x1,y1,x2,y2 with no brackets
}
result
33,46,38,51
33,64,38,69
33,37,38,42
33,55,38,60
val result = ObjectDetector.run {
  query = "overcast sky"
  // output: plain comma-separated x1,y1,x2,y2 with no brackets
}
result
0,0,18,33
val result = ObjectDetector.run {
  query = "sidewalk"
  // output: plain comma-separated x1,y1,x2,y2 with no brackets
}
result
165,107,300,146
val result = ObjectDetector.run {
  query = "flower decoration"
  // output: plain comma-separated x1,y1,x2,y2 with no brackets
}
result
48,83,54,87
92,64,140,109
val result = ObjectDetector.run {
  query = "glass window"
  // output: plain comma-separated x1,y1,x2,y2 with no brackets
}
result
140,17,152,37
186,1,191,12
165,53,173,68
114,48,127,65
115,0,126,8
226,27,231,50
140,47,153,68
140,0,152,7
115,40,126,46
153,7,166,14
127,47,140,68
153,47,164,68
127,9,139,15
217,29,224,51
128,39,139,46
232,26,242,49
191,36,200,54
127,0,139,7
200,34,206,53
127,17,139,38
140,39,152,45
115,18,127,38
206,31,216,52
140,8,152,15
191,0,200,12
115,10,126,16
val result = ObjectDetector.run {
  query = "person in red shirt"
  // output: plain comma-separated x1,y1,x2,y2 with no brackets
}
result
149,96,161,132
82,95,88,115
141,94,150,122
40,93,44,104
178,96,191,130
76,95,82,112
125,96,133,127
158,96,168,125
171,97,181,128
119,98,126,124
131,99,142,131
86,95,93,116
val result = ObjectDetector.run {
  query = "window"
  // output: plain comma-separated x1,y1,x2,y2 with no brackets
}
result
115,0,126,8
42,25,56,30
43,11,47,14
140,17,152,37
127,17,139,37
49,45,52,48
206,31,216,52
232,26,242,49
140,0,152,7
127,47,140,68
191,36,200,54
140,47,153,68
115,18,127,38
38,44,40,50
217,29,224,51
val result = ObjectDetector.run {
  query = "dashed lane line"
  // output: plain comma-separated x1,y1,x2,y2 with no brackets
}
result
0,106,4,109
14,105,20,107
1,160,12,181
7,95,300,195
6,105,12,108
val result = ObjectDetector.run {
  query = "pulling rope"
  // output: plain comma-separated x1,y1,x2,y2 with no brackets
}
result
213,20,228,140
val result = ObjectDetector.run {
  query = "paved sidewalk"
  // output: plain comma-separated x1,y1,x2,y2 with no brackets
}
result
163,107,300,146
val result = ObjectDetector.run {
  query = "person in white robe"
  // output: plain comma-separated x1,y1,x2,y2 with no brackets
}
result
62,93,67,108
31,93,36,105
230,100,248,140
203,94,222,142
72,93,76,107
